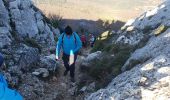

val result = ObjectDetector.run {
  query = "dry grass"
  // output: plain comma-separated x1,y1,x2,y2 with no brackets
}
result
34,0,161,21
154,25,169,36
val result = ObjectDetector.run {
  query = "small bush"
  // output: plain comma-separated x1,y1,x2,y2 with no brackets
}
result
48,14,62,28
154,25,169,36
163,9,167,12
143,25,152,34
91,40,105,52
87,55,114,81
2,0,9,7
148,15,154,20
91,33,114,53
102,44,113,52
102,43,120,53
24,38,42,52
81,46,132,90
112,50,131,67
86,44,133,81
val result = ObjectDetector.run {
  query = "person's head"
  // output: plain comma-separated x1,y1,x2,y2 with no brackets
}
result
0,53,4,67
65,26,73,35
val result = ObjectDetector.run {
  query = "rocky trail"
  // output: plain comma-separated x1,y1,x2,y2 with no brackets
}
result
39,48,91,100
1,0,170,100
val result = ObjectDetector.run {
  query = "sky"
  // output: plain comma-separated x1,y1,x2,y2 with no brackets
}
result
33,0,162,21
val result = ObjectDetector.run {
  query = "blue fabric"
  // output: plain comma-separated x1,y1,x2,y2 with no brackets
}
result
0,74,7,87
0,74,23,100
56,32,82,56
0,53,3,67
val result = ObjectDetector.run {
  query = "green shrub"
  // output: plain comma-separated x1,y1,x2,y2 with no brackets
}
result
102,44,113,52
48,14,62,28
79,42,136,91
143,25,152,34
87,55,114,80
135,35,150,49
91,35,115,53
86,44,132,81
102,43,120,53
91,40,105,53
82,46,132,90
10,31,17,39
112,50,131,67
24,38,42,52
148,15,154,20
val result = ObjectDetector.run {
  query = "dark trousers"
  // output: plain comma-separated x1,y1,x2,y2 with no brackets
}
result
62,53,77,78
82,42,87,47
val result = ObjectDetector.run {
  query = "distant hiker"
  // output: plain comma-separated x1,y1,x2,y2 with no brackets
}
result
0,53,23,100
56,26,82,82
81,34,87,47
89,34,95,47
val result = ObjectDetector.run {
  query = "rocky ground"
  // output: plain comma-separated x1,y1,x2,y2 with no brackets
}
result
86,0,170,100
1,0,170,100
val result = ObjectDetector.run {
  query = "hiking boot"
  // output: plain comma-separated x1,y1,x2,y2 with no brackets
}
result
70,77,75,82
63,70,69,76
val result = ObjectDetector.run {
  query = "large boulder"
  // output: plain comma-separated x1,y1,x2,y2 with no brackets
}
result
122,28,170,72
18,44,40,71
32,68,49,78
84,51,102,62
39,54,60,72
80,51,102,70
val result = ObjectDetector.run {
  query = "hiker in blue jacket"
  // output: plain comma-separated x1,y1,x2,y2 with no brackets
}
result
0,53,23,100
56,26,82,82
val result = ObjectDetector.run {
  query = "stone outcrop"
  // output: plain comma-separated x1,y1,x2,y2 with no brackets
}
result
87,1,170,100
0,0,60,99
0,0,57,49
115,0,170,45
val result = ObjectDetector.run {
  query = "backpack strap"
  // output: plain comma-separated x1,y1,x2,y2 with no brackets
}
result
61,33,65,48
73,32,77,45
62,32,77,47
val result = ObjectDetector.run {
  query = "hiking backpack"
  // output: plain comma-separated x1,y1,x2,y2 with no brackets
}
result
61,32,77,46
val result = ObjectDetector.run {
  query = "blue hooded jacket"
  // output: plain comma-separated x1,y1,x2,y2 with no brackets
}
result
0,53,23,100
56,32,82,57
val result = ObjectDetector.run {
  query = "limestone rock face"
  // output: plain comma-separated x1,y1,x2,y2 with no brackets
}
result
0,27,12,48
87,1,170,100
115,1,170,45
0,0,10,28
7,0,56,47
0,0,12,48
18,44,40,71
86,54,170,100
122,29,170,72
0,0,60,99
